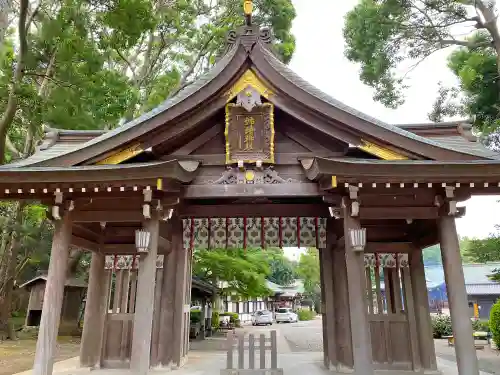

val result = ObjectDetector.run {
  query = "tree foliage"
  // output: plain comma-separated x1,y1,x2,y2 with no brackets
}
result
193,248,272,299
462,226,500,281
343,0,500,133
266,248,297,286
0,0,297,339
295,248,320,295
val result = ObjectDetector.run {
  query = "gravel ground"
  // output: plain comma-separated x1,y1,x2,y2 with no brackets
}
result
278,319,324,353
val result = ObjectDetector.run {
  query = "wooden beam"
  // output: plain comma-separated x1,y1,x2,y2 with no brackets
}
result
364,242,413,253
72,235,98,251
161,152,345,166
359,207,438,220
74,211,144,223
184,182,321,199
179,203,329,218
283,128,337,154
171,126,221,155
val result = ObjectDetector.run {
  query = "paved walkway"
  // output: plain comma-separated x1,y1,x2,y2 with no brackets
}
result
13,319,497,375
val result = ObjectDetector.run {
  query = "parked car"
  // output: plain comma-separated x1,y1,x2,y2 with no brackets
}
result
251,310,273,326
275,307,298,323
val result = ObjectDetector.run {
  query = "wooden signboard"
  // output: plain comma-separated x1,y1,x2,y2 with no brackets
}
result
225,102,275,164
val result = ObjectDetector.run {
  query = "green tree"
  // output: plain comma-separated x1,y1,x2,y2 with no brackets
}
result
0,0,297,339
462,226,500,281
193,248,272,299
343,0,500,132
265,248,296,286
296,248,320,295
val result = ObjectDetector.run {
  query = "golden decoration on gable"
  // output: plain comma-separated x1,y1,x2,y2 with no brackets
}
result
224,70,273,102
225,102,275,164
95,143,143,165
359,140,408,160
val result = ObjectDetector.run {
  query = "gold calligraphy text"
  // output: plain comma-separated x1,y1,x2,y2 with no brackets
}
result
244,116,255,150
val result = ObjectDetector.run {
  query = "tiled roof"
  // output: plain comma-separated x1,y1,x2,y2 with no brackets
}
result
13,46,240,167
466,284,500,295
19,275,87,289
424,263,500,295
260,46,500,160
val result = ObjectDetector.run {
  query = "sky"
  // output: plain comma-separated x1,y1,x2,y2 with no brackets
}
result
280,0,500,255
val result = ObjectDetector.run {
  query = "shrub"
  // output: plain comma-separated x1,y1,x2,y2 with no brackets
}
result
472,319,490,332
212,311,220,329
219,312,241,327
490,300,500,349
297,308,315,321
190,309,202,324
431,315,452,338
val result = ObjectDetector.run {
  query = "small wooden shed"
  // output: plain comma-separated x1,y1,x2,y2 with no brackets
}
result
20,275,87,335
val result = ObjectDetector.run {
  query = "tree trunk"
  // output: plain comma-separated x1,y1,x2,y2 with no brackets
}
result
0,0,28,164
0,0,12,46
0,203,23,340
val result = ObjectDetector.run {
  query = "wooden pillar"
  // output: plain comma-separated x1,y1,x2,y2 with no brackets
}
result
150,267,164,367
343,199,373,375
439,215,479,375
158,242,177,367
80,252,106,368
320,220,337,370
172,217,191,368
410,247,438,372
130,217,160,375
319,247,329,369
332,245,353,370
33,211,72,375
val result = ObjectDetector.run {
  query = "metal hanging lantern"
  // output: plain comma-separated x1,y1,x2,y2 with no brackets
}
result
135,229,151,253
349,228,366,252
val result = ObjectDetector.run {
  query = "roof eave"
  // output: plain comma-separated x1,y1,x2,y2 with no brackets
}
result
300,157,500,182
0,160,200,184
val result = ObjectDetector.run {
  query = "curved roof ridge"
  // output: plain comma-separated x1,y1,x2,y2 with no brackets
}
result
257,45,499,160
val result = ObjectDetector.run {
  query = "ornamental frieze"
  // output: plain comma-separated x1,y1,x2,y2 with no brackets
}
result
182,217,327,250
207,166,297,185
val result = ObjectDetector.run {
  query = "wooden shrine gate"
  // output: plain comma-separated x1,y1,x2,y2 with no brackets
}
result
363,253,419,371
100,252,191,369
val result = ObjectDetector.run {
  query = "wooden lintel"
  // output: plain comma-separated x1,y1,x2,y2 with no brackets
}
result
364,242,413,253
161,153,344,166
359,206,438,220
184,182,321,199
72,235,98,251
179,203,329,218
100,243,169,255
74,211,144,223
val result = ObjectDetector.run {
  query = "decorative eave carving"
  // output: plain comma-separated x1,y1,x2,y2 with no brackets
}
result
37,126,60,151
225,25,273,56
207,166,297,185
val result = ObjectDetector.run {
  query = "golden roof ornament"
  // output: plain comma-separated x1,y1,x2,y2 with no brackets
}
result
243,0,253,25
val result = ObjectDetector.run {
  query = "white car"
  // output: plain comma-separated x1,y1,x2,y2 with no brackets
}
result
275,307,298,323
251,310,273,326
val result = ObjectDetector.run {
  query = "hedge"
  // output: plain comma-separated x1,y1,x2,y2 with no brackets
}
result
297,308,315,321
431,315,491,339
490,300,500,349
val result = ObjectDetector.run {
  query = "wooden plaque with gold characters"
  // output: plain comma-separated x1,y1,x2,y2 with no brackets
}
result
225,102,275,164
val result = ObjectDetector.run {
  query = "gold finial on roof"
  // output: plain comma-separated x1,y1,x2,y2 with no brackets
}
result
243,0,253,25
